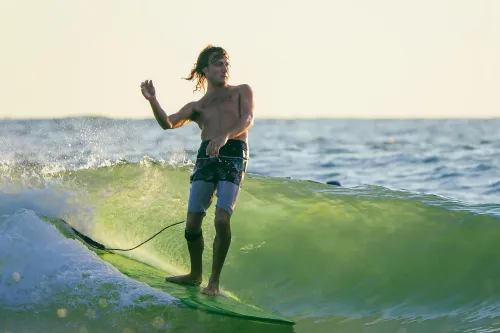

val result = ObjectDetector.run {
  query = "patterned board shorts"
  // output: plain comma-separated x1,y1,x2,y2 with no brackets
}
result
188,139,249,215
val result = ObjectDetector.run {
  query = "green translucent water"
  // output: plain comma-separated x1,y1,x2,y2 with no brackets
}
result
3,162,500,333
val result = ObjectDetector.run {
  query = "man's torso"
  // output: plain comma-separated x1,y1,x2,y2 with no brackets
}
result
191,85,248,142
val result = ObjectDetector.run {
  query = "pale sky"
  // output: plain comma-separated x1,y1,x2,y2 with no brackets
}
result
1,0,499,119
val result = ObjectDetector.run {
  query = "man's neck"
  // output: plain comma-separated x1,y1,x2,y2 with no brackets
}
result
206,83,228,95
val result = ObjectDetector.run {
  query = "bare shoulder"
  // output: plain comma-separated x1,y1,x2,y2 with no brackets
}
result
235,84,253,95
235,84,255,121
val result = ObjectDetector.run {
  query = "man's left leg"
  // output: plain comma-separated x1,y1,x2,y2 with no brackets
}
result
202,181,241,295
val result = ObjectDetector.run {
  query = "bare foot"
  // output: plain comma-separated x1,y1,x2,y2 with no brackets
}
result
201,280,220,296
165,274,201,286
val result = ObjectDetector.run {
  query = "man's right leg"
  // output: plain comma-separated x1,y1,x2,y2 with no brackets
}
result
165,212,205,286
165,180,216,286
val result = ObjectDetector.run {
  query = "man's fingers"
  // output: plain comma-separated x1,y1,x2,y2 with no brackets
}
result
206,143,219,157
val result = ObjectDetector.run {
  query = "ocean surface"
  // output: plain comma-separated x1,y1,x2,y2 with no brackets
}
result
1,117,499,333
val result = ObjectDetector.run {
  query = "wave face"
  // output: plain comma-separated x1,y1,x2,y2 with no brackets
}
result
1,161,499,333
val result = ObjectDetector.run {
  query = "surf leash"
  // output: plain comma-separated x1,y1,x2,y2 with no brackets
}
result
60,218,186,252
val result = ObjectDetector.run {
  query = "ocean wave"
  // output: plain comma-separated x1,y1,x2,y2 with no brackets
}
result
1,162,500,332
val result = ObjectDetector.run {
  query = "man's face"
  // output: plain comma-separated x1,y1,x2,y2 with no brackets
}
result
204,53,230,86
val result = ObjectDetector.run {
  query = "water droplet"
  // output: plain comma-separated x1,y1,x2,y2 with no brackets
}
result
152,317,165,329
57,308,68,318
12,272,21,282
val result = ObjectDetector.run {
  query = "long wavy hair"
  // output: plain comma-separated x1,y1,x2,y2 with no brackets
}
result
183,45,229,92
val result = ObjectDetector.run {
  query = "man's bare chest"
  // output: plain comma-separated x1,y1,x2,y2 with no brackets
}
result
197,92,240,119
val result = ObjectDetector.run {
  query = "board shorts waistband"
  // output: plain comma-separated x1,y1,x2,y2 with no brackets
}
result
189,139,249,186
196,139,249,160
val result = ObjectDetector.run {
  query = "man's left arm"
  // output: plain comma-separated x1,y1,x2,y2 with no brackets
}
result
226,84,255,138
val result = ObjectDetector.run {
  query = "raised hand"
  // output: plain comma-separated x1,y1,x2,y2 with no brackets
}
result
140,80,156,100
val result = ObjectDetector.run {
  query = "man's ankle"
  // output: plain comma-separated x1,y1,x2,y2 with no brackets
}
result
208,276,220,284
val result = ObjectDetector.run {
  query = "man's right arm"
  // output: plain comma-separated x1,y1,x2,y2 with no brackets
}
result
149,99,195,130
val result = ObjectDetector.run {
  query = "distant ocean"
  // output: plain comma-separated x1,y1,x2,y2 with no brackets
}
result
1,117,499,333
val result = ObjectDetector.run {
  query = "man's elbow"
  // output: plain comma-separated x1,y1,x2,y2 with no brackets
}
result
160,122,173,130
162,117,173,130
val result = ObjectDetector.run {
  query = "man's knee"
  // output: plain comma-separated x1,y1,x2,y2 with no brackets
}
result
185,228,203,242
214,208,231,231
185,212,204,241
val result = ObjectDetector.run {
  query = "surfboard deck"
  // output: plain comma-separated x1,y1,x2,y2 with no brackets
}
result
99,252,295,325
46,217,294,326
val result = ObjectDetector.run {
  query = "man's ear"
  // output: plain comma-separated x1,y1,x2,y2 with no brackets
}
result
202,66,208,76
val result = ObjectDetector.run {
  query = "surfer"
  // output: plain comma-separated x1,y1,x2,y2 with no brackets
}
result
140,45,254,296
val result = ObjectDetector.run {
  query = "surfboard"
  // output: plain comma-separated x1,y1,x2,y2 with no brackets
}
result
46,217,295,326
99,252,295,325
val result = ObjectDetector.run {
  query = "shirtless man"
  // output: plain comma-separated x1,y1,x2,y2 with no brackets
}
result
140,45,254,295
